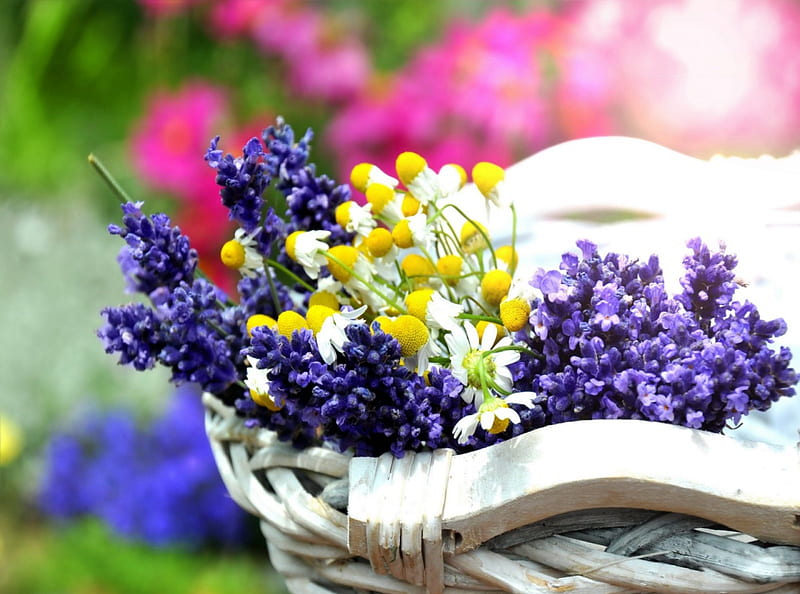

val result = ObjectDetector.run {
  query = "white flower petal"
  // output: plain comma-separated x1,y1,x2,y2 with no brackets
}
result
453,414,480,445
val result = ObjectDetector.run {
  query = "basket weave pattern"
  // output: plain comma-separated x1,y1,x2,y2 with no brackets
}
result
204,393,800,593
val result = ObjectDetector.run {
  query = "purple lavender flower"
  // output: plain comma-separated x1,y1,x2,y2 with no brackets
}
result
98,302,164,371
205,135,270,232
512,238,797,433
108,201,197,296
262,116,313,189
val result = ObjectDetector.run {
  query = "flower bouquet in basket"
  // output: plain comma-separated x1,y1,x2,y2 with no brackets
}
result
98,119,800,593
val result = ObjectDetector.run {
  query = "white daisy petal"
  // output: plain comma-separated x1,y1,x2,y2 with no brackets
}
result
453,414,480,445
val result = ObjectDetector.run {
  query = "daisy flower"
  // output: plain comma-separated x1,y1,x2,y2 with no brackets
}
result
445,321,519,404
219,228,262,277
453,392,539,445
286,230,331,279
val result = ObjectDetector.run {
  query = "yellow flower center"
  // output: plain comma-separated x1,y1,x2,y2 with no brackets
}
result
460,221,489,254
391,219,414,249
220,239,245,269
401,254,434,283
335,201,354,228
500,298,531,332
309,290,340,310
396,151,427,186
251,389,282,412
246,314,277,336
436,254,463,286
405,288,435,321
383,315,429,357
366,183,394,215
365,227,393,258
472,161,505,199
401,194,421,217
326,245,360,283
350,162,373,193
285,231,303,262
481,269,512,307
495,245,518,270
476,320,506,343
306,304,336,334
480,398,511,434
276,310,309,338
463,349,497,389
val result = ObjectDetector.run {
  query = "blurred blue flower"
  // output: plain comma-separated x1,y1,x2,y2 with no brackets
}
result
38,384,249,549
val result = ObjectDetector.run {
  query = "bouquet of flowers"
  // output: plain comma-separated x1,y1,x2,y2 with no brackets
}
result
98,118,797,460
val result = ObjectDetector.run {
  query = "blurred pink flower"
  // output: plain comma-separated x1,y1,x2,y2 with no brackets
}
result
131,82,229,203
207,0,265,37
556,0,800,157
208,0,369,102
130,82,246,291
325,9,559,183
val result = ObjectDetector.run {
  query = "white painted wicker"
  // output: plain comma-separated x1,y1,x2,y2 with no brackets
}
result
204,393,800,593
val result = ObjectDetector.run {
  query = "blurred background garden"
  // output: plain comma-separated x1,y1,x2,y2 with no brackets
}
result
3,0,800,592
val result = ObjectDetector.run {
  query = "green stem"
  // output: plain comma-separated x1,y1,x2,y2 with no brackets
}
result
323,251,407,313
266,258,315,292
457,312,503,326
263,261,283,314
88,153,134,204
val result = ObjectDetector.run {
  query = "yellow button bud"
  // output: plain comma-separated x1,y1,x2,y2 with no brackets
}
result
309,291,340,310
246,314,277,336
306,304,336,334
391,219,414,249
276,310,309,338
220,239,245,269
326,245,360,283
460,220,489,254
472,161,505,199
335,201,354,228
405,288,435,321
366,183,395,215
350,162,373,193
401,254,435,282
387,315,429,357
366,227,394,258
476,320,506,343
285,231,303,262
396,151,427,186
401,194,421,217
436,254,463,286
499,298,531,332
496,245,518,270
481,269,512,307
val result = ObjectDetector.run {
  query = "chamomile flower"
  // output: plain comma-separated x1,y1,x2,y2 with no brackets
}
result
405,289,463,333
315,305,368,364
335,200,376,238
438,163,468,197
396,151,440,204
350,162,398,194
453,392,539,445
286,230,331,279
366,183,404,222
244,356,281,411
220,228,262,277
445,321,519,404
472,161,508,209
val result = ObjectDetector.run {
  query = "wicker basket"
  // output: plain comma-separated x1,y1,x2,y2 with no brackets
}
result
203,393,800,593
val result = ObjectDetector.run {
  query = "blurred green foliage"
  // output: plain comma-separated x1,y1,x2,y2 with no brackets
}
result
2,517,287,594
